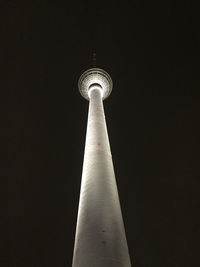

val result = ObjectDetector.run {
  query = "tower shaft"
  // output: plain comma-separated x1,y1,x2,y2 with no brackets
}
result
72,88,131,266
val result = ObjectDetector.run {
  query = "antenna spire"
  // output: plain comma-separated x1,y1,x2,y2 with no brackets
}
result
92,52,96,67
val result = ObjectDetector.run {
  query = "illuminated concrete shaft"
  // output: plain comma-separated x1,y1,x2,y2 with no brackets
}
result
72,69,131,267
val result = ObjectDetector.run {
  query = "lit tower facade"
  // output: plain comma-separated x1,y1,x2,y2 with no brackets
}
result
72,68,131,267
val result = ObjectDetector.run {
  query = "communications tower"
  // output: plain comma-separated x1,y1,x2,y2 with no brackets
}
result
72,68,131,267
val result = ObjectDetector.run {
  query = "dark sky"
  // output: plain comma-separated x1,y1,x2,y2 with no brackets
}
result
2,0,200,266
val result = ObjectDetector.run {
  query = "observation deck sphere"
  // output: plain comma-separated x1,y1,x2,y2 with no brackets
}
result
78,68,113,100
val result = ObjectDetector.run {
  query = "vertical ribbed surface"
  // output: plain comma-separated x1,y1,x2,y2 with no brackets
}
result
72,88,131,267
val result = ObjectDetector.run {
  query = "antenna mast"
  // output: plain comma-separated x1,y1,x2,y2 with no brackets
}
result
92,52,96,67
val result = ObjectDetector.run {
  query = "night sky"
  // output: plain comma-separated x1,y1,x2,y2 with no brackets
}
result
2,1,200,266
